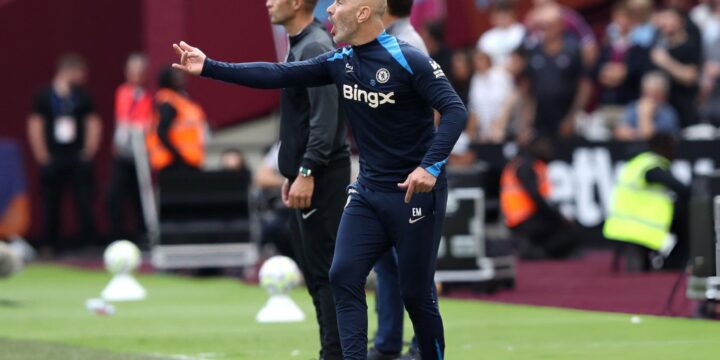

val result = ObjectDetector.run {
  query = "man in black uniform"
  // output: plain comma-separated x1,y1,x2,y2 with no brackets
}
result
266,1,350,359
27,54,102,253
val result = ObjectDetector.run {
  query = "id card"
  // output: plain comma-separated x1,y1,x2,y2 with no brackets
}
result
54,116,77,144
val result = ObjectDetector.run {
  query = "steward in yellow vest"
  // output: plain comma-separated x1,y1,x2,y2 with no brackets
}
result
604,133,689,270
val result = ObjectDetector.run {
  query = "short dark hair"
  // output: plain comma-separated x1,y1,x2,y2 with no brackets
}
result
649,132,677,158
425,20,445,43
522,134,554,160
491,0,516,13
659,5,685,19
711,0,720,12
158,65,182,90
387,0,413,18
57,53,86,72
612,0,629,13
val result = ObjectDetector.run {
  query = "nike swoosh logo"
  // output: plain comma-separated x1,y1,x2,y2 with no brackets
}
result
302,209,317,220
408,216,425,224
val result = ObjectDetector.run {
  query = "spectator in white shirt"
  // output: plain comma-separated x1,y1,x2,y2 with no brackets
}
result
477,0,526,68
694,0,720,53
466,50,515,143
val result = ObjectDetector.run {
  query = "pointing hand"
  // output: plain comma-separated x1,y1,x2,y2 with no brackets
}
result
172,41,207,76
398,167,437,204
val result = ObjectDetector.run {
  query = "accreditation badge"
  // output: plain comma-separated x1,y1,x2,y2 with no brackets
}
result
54,115,77,144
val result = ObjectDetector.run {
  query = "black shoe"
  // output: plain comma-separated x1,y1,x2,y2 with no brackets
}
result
398,347,421,360
367,347,400,360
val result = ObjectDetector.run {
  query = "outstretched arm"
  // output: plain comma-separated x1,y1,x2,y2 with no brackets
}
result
172,41,334,89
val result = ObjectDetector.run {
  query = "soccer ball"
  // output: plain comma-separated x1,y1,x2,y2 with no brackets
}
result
103,240,141,274
259,256,301,295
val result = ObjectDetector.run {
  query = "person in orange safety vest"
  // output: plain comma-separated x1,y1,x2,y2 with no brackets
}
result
146,66,207,172
500,135,579,259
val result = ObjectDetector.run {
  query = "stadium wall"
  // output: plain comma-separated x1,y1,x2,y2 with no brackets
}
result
0,0,279,241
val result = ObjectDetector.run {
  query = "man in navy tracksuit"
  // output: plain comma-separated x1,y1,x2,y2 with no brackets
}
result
171,1,466,358
369,1,430,359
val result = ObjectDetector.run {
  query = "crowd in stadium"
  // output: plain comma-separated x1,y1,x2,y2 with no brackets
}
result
1,0,717,261
1,1,719,359
440,0,720,147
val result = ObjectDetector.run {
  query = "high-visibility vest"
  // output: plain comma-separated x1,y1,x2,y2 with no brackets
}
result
603,152,674,251
146,89,206,170
500,157,551,228
115,83,153,128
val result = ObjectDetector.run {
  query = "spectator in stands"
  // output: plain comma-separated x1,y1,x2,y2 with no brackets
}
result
448,132,477,167
27,54,101,253
627,0,659,48
699,3,720,124
651,6,702,128
690,0,720,47
691,0,715,30
521,4,591,139
616,71,679,140
500,135,579,260
146,66,208,173
503,49,532,140
107,53,153,242
254,143,284,190
615,71,680,141
596,1,654,127
383,0,428,53
695,0,720,54
220,148,252,186
421,21,453,79
477,0,525,68
525,0,599,67
604,132,689,271
449,49,473,106
466,50,514,143
664,0,704,49
252,143,295,260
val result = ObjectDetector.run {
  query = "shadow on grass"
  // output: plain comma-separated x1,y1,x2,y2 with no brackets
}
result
0,338,176,360
0,299,22,307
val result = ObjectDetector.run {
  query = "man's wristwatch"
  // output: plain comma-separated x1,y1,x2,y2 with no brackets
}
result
299,166,313,178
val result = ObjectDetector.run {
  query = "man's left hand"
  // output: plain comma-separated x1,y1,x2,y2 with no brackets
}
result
398,167,436,204
288,175,314,209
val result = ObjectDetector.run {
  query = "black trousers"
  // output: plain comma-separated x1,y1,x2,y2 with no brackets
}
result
288,162,349,360
40,157,95,250
106,157,145,243
512,212,578,259
613,200,689,272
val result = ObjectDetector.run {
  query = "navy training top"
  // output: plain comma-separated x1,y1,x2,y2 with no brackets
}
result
202,31,467,192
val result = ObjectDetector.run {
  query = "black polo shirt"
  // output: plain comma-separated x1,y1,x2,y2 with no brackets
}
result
525,43,584,136
31,86,95,158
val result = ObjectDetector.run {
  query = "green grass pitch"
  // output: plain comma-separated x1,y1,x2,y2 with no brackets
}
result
0,265,717,360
